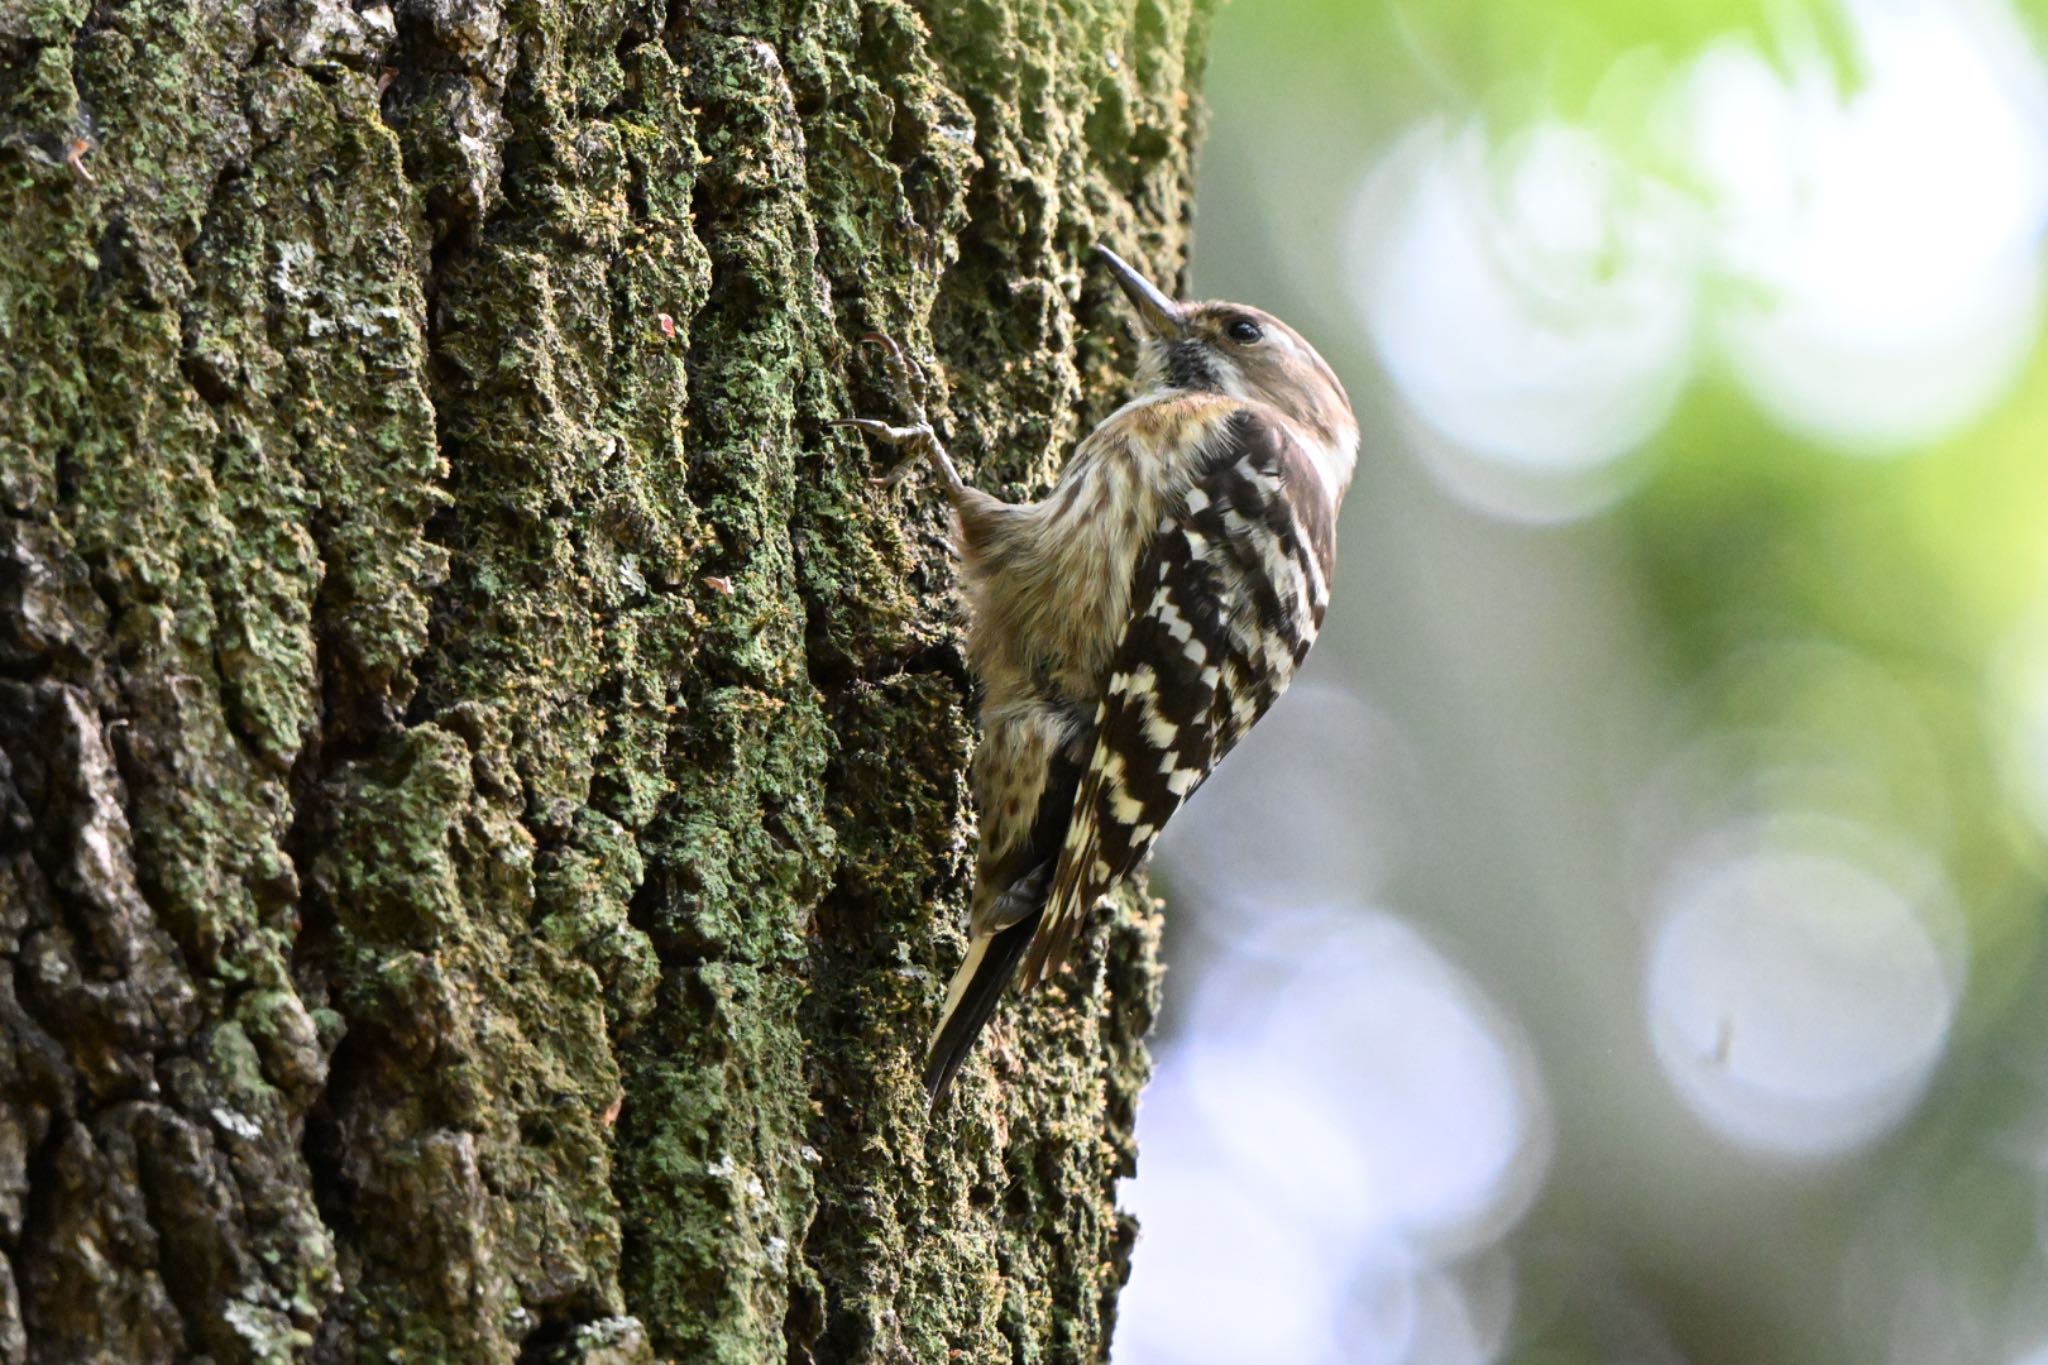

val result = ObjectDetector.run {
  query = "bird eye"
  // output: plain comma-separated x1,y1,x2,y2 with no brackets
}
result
1225,317,1264,345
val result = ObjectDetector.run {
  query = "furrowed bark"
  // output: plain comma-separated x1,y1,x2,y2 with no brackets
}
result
0,0,1212,1360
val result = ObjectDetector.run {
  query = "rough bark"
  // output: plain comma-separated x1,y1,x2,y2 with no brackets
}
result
0,0,1211,1360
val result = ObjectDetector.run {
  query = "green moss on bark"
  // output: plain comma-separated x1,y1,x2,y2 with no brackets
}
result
0,0,1210,1359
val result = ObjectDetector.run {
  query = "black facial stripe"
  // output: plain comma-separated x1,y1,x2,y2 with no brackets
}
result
1164,340,1219,391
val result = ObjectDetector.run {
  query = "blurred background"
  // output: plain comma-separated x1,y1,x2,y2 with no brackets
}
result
1114,1,2048,1361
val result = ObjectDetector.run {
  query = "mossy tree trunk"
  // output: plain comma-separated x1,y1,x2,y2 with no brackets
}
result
0,0,1211,1360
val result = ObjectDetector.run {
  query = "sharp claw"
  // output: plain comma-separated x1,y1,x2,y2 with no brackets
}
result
860,332,905,364
845,331,943,481
835,417,902,441
856,332,930,408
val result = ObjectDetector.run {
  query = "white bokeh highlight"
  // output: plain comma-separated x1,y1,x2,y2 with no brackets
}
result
1349,0,2048,522
1154,681,1418,946
1351,121,1700,523
1117,1142,1346,1365
1683,0,2048,451
1646,817,1963,1157
1188,914,1545,1253
1116,910,1545,1365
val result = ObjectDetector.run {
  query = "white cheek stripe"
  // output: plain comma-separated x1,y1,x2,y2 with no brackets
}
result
1214,360,1252,402
1300,427,1357,502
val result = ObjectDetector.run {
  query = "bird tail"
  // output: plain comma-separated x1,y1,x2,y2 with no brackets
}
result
922,911,1040,1107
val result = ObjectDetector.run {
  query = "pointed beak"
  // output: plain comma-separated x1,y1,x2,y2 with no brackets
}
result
1094,244,1185,340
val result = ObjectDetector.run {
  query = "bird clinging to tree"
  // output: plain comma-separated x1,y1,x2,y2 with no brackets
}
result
839,245,1359,1106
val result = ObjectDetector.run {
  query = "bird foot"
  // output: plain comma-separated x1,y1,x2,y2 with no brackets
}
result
836,334,961,491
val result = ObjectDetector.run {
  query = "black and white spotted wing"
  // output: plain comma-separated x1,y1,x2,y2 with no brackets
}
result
1019,409,1338,988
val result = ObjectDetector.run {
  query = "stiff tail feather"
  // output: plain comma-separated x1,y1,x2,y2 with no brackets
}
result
922,911,1040,1106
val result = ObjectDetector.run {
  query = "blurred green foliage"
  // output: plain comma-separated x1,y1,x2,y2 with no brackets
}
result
1140,0,2048,1361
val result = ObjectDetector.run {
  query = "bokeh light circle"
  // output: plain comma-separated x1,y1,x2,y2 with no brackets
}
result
1646,818,1962,1157
1678,0,2048,452
1117,910,1549,1365
1349,119,1701,523
1155,681,1417,944
1116,1138,1350,1365
1185,909,1552,1255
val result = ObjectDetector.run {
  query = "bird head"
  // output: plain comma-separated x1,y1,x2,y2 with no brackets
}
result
1095,244,1358,492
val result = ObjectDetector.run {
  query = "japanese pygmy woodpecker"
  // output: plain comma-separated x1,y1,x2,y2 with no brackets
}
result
841,245,1358,1105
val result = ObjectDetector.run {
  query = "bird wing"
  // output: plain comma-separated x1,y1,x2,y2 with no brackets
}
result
1018,408,1338,989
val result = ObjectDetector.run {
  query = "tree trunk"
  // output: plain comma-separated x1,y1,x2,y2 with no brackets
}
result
0,0,1211,1360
